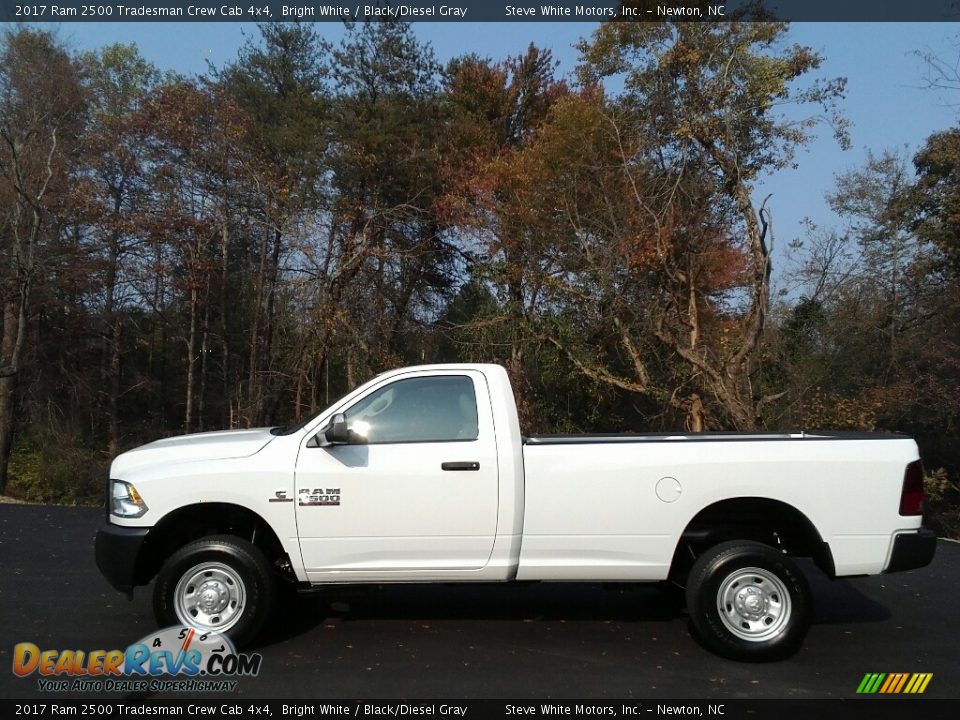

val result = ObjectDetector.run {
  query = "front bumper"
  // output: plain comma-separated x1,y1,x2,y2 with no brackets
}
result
95,522,150,596
885,528,937,573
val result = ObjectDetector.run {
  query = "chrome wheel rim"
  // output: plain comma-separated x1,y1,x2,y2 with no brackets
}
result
716,566,792,642
173,562,246,633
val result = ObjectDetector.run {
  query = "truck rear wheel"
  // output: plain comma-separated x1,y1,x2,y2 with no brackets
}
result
153,535,274,648
685,540,811,661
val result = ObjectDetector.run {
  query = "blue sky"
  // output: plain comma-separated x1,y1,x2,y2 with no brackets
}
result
49,21,960,285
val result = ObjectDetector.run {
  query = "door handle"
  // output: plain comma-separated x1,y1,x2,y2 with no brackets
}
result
441,461,480,471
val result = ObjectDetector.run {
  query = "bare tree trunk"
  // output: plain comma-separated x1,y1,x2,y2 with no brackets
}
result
0,133,54,491
108,316,122,454
247,232,268,426
687,394,705,432
197,280,211,431
103,233,121,456
686,259,703,432
309,359,319,415
687,257,700,350
185,226,210,433
149,239,168,428
506,272,530,425
294,361,305,422
0,214,38,493
261,227,283,423
220,222,231,428
184,281,198,433
0,301,22,494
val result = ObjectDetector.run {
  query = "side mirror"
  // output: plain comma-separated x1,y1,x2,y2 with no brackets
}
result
308,412,364,448
325,413,350,444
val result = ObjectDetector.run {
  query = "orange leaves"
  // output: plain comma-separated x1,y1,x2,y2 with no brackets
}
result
802,390,881,432
618,231,662,271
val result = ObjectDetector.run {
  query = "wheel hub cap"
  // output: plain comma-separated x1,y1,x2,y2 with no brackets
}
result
173,561,246,633
717,566,792,642
736,586,766,617
197,581,229,614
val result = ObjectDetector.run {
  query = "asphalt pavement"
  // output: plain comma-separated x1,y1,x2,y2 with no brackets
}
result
0,504,956,700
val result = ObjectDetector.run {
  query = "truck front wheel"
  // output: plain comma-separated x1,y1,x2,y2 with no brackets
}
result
153,535,275,648
685,540,811,661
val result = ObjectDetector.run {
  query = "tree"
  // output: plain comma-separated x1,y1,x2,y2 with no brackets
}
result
0,28,86,493
441,45,569,421
214,23,332,425
79,43,160,454
320,21,452,383
563,21,848,429
135,80,253,433
781,148,960,534
914,129,960,273
826,150,921,374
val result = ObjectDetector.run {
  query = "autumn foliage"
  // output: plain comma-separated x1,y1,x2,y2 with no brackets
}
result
0,23,958,533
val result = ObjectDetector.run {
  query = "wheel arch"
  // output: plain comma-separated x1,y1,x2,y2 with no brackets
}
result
670,497,835,581
134,503,290,587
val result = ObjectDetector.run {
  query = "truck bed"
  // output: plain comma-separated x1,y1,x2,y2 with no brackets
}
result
518,430,919,581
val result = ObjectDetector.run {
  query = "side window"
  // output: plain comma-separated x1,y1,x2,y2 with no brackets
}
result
343,376,479,444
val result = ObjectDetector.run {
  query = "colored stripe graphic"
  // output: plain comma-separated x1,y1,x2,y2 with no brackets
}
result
878,674,895,693
857,673,932,694
892,673,909,693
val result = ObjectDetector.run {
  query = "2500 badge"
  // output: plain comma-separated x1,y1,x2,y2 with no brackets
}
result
298,488,341,506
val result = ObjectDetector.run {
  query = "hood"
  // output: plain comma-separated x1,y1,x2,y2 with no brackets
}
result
110,428,278,477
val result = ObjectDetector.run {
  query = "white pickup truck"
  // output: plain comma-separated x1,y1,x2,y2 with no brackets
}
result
95,363,936,660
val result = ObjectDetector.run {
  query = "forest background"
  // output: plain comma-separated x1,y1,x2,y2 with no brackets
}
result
2,19,959,536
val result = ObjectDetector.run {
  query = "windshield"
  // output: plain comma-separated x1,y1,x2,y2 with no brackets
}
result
269,388,354,436
268,371,391,436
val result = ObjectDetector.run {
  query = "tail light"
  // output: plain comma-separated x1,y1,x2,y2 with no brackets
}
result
899,460,924,516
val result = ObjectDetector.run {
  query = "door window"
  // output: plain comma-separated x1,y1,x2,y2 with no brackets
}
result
343,375,479,443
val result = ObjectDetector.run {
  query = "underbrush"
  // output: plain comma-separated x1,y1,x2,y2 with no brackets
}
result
925,468,960,539
6,430,106,505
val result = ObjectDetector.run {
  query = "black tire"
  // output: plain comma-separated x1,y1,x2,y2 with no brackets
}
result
685,540,812,662
153,535,275,649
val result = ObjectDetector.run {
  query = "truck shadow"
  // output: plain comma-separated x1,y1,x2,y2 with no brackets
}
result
252,569,891,650
803,565,892,624
253,581,685,648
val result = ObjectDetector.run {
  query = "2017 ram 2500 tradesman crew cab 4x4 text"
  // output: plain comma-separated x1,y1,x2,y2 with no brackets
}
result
95,363,936,660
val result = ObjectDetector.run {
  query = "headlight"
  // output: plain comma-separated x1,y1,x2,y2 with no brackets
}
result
110,480,148,518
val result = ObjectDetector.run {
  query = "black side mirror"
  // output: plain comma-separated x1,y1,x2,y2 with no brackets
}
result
324,413,350,445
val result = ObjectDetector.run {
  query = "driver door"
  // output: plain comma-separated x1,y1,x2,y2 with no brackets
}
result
294,370,499,579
